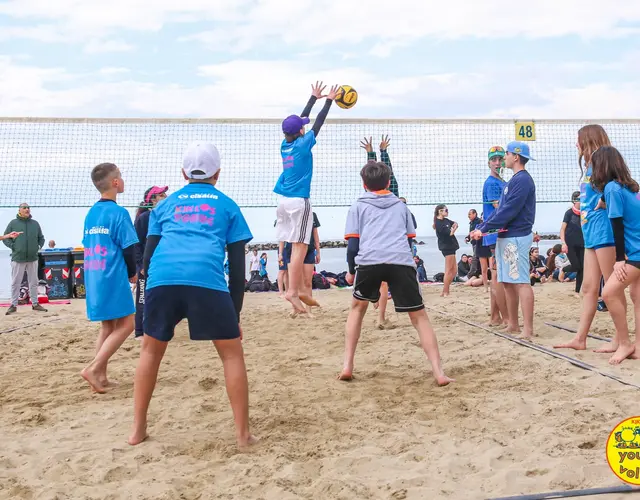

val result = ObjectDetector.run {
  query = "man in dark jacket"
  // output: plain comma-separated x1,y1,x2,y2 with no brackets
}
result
3,203,47,315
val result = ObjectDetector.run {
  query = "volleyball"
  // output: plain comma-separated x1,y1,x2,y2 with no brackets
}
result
335,85,358,109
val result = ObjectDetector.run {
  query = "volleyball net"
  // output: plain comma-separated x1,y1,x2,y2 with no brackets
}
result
1,118,639,208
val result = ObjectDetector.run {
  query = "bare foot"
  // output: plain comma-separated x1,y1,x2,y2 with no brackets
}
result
594,343,618,353
519,333,533,341
505,327,521,335
440,292,449,298
553,338,587,350
99,378,119,388
630,350,640,360
435,373,454,386
128,426,149,446
299,294,320,308
285,293,306,314
609,344,636,365
81,367,107,394
337,370,354,381
237,434,259,449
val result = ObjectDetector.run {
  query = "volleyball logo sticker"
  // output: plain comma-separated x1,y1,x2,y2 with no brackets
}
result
606,416,640,485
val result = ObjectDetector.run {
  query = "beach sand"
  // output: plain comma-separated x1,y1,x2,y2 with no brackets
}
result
1,283,639,500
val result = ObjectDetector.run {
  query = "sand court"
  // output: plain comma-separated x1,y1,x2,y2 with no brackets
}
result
1,283,639,499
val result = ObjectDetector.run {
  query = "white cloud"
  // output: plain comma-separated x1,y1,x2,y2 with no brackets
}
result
2,54,640,119
2,0,640,55
84,39,135,54
98,67,131,75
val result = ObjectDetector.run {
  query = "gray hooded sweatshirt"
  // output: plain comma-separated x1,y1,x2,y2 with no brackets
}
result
345,191,416,268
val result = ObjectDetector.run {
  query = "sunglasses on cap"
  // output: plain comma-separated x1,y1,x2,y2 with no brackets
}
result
489,146,505,154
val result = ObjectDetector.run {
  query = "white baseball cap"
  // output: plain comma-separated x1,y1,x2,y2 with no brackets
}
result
182,141,221,180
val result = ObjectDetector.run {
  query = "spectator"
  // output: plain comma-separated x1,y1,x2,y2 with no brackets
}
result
48,240,56,249
414,255,427,282
559,191,584,293
465,209,482,281
3,203,47,315
433,204,459,297
249,249,260,281
259,253,268,279
529,247,547,285
457,254,471,281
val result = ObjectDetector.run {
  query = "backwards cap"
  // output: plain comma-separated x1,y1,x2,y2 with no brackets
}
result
182,142,221,180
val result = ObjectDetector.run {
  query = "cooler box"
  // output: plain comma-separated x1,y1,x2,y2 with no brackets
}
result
72,247,86,299
40,250,73,299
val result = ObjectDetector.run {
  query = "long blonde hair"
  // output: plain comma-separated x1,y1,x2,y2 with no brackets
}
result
577,124,611,176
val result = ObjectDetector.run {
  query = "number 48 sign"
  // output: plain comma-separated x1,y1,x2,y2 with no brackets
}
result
515,121,536,141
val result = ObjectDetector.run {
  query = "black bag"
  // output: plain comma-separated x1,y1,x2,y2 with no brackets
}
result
433,272,445,282
312,273,330,290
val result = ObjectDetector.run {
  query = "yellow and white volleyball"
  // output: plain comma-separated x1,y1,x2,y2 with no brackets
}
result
335,85,358,109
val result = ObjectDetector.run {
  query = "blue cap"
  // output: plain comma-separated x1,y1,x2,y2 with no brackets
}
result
506,141,535,161
282,115,310,135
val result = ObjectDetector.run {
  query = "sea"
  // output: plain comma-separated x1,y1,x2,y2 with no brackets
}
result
0,236,559,301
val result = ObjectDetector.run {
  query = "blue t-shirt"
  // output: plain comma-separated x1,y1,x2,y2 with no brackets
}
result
580,165,613,248
146,183,253,292
273,130,316,199
604,181,640,261
82,200,138,322
482,175,507,246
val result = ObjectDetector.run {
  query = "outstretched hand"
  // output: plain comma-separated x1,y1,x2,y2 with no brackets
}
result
326,84,340,100
380,134,391,150
360,136,373,153
311,81,327,99
5,231,22,239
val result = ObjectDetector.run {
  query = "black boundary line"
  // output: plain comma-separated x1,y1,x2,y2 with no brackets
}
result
0,317,63,335
425,306,640,390
544,322,612,343
487,483,640,500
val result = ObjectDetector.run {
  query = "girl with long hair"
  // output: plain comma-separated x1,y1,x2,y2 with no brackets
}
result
133,186,168,338
433,204,459,297
591,146,640,363
554,125,626,352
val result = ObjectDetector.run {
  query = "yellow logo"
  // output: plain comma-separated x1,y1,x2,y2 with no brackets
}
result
514,147,522,153
606,417,640,485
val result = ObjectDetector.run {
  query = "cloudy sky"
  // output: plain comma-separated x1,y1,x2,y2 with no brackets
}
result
2,0,640,119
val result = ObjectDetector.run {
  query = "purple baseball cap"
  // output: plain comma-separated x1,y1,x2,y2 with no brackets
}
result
282,115,310,135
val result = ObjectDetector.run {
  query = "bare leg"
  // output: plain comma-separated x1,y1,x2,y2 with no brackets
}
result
502,283,520,333
82,315,134,393
212,338,258,448
516,283,535,339
302,264,315,315
602,267,640,364
95,320,116,386
554,249,600,351
480,256,489,293
492,254,509,325
409,309,454,386
277,270,286,297
285,243,311,313
339,299,368,381
128,335,168,445
631,281,640,360
593,247,625,352
441,255,456,297
377,282,389,328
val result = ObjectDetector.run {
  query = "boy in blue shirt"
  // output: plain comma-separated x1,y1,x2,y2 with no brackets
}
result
81,163,139,393
471,142,537,339
340,161,453,386
274,81,338,314
591,146,640,364
128,142,257,449
482,146,509,326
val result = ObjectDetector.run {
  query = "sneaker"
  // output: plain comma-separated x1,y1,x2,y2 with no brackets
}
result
32,304,48,312
5,305,17,315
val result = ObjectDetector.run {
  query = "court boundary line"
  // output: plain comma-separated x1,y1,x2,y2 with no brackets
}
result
0,317,63,335
544,321,612,343
424,306,640,390
487,483,640,500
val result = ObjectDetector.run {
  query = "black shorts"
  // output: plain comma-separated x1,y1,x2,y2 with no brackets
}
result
628,260,640,270
441,249,457,257
476,243,492,258
353,264,424,313
144,285,240,342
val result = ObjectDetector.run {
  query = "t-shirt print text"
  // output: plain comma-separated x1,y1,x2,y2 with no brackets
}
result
84,244,108,271
174,203,216,226
84,225,110,235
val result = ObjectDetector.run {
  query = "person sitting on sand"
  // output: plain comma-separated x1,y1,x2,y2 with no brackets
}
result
339,160,453,386
529,247,547,285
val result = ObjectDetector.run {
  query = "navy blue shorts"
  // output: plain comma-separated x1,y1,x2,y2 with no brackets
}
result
476,243,492,258
283,243,316,265
144,285,240,342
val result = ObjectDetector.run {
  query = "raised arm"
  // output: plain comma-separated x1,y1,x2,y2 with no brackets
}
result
311,84,338,137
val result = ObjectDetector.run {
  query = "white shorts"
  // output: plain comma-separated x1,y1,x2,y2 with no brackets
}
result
276,197,313,245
